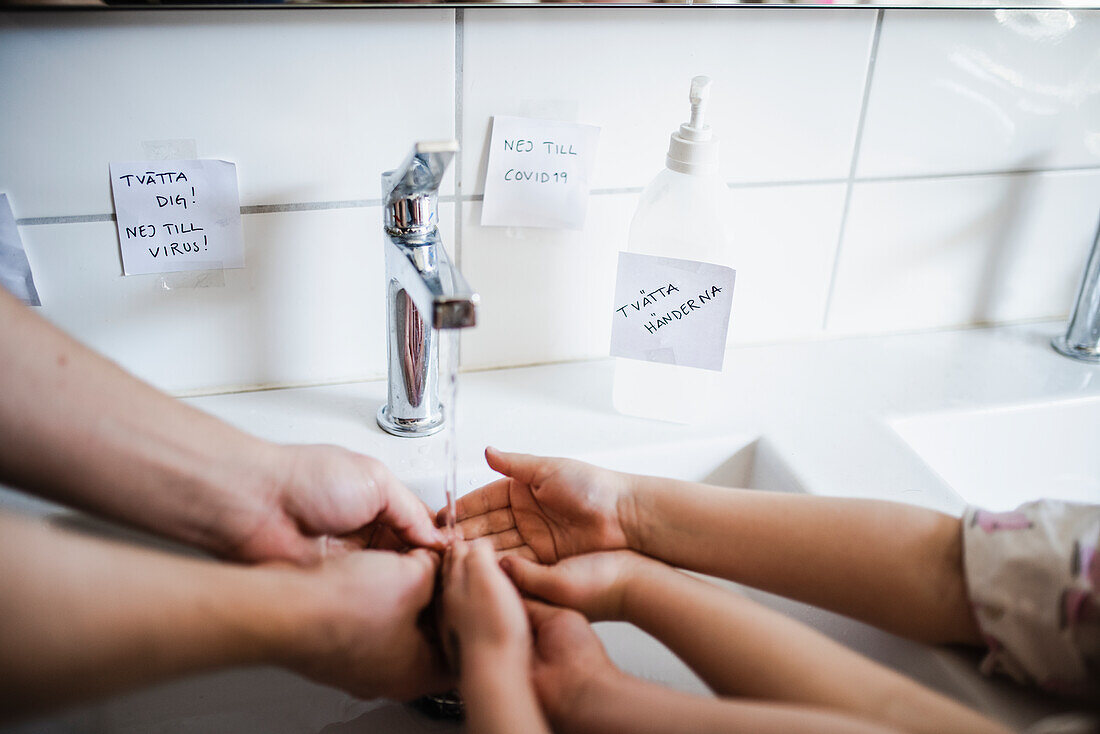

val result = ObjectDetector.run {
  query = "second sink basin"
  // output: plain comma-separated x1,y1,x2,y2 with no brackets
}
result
891,397,1100,511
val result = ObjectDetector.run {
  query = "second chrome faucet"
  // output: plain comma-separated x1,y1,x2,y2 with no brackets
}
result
1053,212,1100,364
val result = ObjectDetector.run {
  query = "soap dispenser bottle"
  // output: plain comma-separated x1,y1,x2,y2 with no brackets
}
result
612,76,737,423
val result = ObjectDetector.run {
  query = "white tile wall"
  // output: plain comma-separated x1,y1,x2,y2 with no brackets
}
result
3,7,1100,395
461,194,636,370
726,183,848,345
461,8,876,192
826,169,1100,335
462,182,848,370
0,9,456,218
21,205,449,394
857,10,1100,178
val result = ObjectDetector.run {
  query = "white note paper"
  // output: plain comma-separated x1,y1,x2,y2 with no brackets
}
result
610,252,737,372
481,116,600,230
110,159,244,276
0,194,40,306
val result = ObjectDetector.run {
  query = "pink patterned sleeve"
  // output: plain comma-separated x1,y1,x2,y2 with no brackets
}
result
962,500,1100,698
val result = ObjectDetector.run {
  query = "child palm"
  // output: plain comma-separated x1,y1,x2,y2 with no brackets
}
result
445,448,632,563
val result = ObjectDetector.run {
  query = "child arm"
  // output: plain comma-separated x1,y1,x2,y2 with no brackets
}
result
526,600,900,734
627,477,980,644
457,449,979,645
440,540,550,734
507,553,1008,734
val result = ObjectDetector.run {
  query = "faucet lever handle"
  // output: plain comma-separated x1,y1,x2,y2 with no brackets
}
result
382,140,459,236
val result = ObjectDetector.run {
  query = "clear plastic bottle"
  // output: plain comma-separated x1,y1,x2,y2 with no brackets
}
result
612,76,736,423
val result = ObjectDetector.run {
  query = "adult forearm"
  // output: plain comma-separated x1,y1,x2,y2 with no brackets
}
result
623,477,979,644
621,561,1006,734
0,512,297,720
557,669,899,734
0,290,278,555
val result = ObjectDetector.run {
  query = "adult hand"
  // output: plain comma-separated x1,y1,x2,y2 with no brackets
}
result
285,548,450,701
440,539,531,675
502,550,647,621
441,448,634,564
226,444,446,564
0,292,444,568
526,600,622,727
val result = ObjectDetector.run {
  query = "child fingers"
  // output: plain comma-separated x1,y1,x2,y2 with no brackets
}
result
523,598,557,627
456,507,515,540
496,545,538,562
443,539,469,591
500,555,568,604
485,446,545,485
463,537,500,572
488,528,525,550
465,539,523,598
442,540,455,577
439,478,512,525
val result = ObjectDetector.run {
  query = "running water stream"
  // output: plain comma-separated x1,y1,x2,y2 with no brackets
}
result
421,329,466,719
440,329,461,543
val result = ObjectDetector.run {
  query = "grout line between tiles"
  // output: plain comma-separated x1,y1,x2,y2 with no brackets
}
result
587,186,645,196
821,8,884,332
454,7,465,267
853,163,1100,185
16,164,1100,227
241,199,382,214
729,179,846,190
18,213,117,226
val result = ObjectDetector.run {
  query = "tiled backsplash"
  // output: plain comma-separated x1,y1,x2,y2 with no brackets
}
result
1,7,1098,394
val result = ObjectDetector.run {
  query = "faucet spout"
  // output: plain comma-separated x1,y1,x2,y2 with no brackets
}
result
378,141,478,438
385,235,478,330
1053,212,1100,364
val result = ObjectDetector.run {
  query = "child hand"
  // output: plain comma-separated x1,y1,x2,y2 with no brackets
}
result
440,538,532,676
502,550,647,621
526,600,622,726
440,447,636,564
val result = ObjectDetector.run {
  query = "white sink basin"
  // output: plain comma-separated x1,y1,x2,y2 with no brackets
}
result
574,433,807,494
397,432,806,515
891,397,1100,512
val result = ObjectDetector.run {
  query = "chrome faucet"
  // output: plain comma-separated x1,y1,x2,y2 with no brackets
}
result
377,141,478,437
1052,212,1100,364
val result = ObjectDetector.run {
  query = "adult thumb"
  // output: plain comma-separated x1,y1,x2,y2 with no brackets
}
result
378,483,448,550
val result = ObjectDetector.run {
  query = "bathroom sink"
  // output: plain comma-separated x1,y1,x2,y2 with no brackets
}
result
1,430,1056,733
891,397,1100,512
4,434,817,734
514,436,985,712
397,432,807,513
574,433,807,494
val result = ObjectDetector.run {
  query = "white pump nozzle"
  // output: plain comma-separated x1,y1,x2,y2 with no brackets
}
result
687,75,712,132
666,75,719,175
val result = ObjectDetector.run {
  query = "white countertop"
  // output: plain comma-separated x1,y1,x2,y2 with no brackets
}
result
186,318,1099,516
5,319,1098,733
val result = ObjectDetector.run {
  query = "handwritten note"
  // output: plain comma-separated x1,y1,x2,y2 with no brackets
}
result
0,194,40,306
481,116,600,230
110,159,244,276
610,252,736,372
